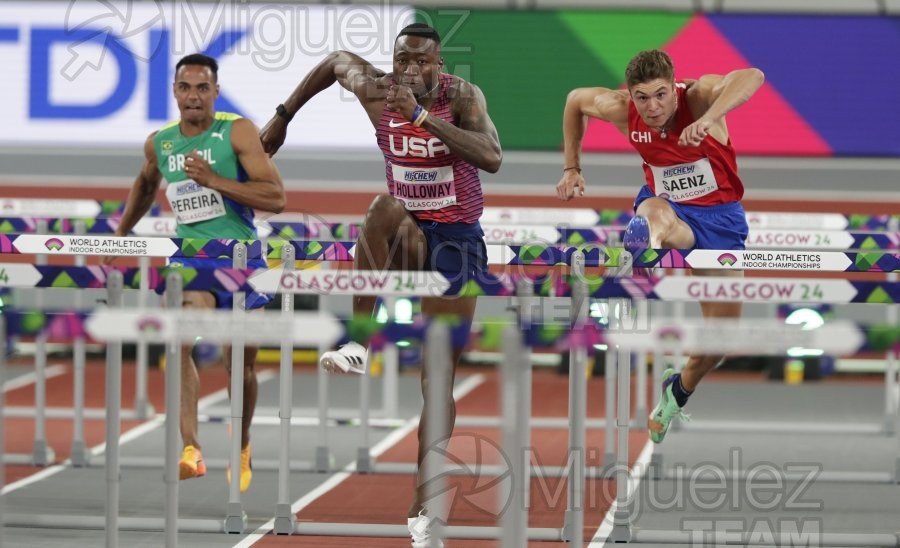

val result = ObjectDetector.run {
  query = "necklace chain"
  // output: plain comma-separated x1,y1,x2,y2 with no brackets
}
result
659,93,678,139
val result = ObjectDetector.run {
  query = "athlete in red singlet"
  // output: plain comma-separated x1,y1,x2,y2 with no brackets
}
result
555,49,764,444
261,23,501,547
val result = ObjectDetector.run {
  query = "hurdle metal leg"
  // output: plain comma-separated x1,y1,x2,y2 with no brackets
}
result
31,219,54,466
315,349,333,472
70,220,89,467
885,349,898,435
604,343,616,471
105,270,124,548
501,324,526,548
380,295,400,422
423,322,450,545
609,297,633,543
134,255,155,420
1,316,7,546
563,251,587,547
382,342,400,420
357,350,373,473
164,273,184,547
225,244,248,533
274,245,297,534
649,346,664,480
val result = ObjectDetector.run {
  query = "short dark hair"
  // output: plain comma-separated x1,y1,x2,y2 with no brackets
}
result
625,49,674,88
175,53,219,82
396,23,441,45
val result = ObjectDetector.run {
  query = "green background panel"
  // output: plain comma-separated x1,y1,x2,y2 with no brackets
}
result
557,12,691,79
418,10,689,150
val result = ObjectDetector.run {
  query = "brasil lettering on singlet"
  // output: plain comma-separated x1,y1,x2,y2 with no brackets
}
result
154,113,257,240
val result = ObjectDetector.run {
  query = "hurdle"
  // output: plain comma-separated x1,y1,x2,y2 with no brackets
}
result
598,314,900,545
3,206,897,439
0,277,344,545
1,248,899,543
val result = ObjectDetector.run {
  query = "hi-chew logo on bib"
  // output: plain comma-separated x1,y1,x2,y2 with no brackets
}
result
649,158,719,202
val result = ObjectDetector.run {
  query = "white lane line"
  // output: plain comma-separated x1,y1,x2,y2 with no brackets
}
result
1,369,277,495
232,373,487,548
588,440,654,547
3,364,67,393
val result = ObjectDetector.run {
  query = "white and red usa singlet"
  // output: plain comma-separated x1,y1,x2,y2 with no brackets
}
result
376,73,483,224
628,83,743,206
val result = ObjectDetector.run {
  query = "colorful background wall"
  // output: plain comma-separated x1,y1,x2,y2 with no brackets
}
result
423,10,900,157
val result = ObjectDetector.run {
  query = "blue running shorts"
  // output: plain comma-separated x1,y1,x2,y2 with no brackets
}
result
166,257,273,310
418,221,488,283
634,185,748,251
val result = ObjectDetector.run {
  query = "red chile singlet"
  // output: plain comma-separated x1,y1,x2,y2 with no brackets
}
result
627,83,744,206
376,74,483,224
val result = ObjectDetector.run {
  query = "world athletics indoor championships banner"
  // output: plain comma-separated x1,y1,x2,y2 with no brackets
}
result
421,10,900,157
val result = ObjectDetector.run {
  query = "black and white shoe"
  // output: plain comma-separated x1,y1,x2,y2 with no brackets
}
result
408,510,443,548
318,342,367,375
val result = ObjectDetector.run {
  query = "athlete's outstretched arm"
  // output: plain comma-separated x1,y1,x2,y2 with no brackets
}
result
186,118,285,213
103,135,163,262
679,68,764,147
116,134,163,235
260,51,385,155
556,87,628,201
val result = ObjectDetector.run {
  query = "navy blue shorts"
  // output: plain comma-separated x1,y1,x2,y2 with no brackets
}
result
634,185,748,250
418,221,487,282
166,258,273,310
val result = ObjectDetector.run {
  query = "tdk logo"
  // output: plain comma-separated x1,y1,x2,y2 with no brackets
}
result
0,20,245,120
404,171,438,182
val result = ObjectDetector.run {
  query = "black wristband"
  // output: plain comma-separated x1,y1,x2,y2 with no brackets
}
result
275,103,294,122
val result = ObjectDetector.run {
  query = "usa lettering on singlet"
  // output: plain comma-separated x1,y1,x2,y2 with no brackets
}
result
375,73,483,224
627,83,744,206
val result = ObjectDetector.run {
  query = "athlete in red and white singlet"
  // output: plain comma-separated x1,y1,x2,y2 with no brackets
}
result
628,82,743,206
262,23,501,546
556,49,764,445
377,73,483,224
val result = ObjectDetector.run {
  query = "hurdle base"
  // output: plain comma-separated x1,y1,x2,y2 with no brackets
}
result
663,468,895,484
314,446,332,473
561,510,576,542
223,503,247,534
648,452,664,480
632,528,899,547
602,451,615,471
69,440,90,468
608,512,632,543
273,503,296,535
3,513,223,533
356,447,372,473
293,522,562,540
134,400,156,421
31,441,55,467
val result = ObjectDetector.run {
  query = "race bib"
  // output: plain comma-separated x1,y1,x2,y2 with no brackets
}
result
165,180,226,224
390,164,456,211
649,158,719,202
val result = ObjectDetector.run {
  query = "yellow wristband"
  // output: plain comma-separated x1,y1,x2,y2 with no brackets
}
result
413,108,429,127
